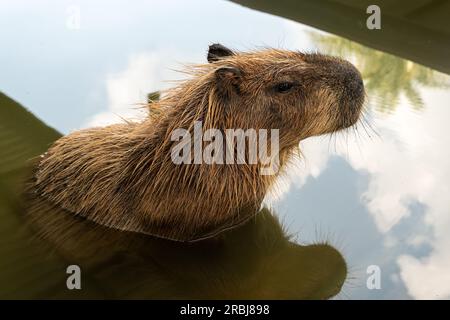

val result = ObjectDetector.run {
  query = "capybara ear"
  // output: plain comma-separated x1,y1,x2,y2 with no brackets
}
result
215,67,241,86
207,43,234,63
214,67,242,96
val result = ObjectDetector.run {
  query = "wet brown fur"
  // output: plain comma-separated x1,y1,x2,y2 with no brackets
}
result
33,45,364,241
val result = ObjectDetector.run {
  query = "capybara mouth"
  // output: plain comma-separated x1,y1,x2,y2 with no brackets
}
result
339,95,365,129
337,61,365,129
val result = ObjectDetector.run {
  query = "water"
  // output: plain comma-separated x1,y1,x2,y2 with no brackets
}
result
0,0,449,299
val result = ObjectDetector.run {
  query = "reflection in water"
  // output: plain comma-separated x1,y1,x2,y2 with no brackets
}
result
1,0,449,300
21,195,347,299
231,0,450,74
0,92,347,299
310,33,449,112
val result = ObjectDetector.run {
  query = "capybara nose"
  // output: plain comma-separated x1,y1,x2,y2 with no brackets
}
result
342,64,364,99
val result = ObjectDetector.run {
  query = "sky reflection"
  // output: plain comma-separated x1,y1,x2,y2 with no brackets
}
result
1,0,449,299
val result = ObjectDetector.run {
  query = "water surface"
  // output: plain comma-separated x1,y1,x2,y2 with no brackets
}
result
1,0,449,299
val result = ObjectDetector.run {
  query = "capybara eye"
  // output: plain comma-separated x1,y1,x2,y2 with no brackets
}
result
275,82,294,93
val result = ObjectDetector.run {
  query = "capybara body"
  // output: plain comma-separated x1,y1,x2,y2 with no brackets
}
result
33,44,364,241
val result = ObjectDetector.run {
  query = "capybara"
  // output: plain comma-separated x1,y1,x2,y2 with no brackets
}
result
33,44,365,241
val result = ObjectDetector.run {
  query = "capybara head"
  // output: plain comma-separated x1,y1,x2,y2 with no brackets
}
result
189,43,365,148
